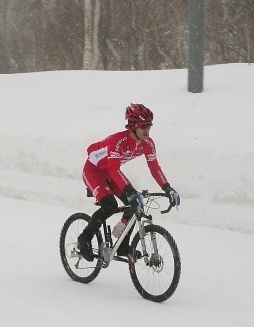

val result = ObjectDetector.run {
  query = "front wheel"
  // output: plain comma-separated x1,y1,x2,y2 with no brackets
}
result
129,224,181,302
59,213,103,284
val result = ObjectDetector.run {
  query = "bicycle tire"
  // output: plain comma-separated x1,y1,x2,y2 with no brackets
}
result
59,212,102,284
129,224,181,302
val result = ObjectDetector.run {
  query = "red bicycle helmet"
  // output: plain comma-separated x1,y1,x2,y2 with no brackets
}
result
125,103,153,123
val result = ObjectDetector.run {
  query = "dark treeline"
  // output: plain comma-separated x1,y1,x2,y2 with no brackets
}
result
0,0,253,73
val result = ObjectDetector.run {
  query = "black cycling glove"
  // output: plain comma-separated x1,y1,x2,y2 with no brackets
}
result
162,183,180,207
123,184,141,209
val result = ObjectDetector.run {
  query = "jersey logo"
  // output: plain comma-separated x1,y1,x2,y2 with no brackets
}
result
89,146,108,165
147,154,157,161
109,151,120,158
115,136,127,152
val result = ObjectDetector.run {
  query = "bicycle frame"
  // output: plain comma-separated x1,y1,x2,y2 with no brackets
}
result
99,191,174,267
109,214,137,262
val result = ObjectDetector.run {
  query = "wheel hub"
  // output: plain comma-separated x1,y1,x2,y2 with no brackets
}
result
149,253,164,272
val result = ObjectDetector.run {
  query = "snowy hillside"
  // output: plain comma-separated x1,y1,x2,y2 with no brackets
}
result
1,63,254,233
0,64,254,327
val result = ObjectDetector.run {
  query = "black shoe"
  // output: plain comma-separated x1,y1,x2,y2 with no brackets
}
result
77,235,94,262
117,246,142,260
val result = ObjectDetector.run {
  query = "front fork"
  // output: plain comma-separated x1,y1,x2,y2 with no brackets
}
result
137,215,159,265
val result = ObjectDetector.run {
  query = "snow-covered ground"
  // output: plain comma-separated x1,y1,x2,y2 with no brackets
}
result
0,64,254,326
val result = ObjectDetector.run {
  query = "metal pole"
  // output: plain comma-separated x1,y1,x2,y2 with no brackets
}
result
188,0,205,93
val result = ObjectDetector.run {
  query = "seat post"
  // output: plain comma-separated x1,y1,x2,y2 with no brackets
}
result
102,221,113,247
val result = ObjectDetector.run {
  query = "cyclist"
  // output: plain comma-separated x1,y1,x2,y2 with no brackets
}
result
78,103,180,261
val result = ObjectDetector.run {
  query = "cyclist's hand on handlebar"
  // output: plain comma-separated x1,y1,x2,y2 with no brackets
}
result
123,184,143,209
162,183,180,207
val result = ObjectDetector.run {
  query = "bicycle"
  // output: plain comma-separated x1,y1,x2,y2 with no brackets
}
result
59,190,181,303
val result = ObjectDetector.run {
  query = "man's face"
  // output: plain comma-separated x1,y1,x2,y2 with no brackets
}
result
135,124,152,141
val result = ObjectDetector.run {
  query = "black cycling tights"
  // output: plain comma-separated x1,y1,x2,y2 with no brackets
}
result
83,194,135,245
84,194,118,237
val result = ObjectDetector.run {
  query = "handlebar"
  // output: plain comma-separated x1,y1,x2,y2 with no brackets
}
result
95,190,178,215
141,190,175,214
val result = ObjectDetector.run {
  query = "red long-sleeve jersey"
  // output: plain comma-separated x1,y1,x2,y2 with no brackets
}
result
86,130,168,192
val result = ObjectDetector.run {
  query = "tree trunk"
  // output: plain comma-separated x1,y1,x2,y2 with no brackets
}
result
83,0,101,69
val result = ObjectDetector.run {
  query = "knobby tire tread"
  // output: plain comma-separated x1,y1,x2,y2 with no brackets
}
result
129,224,181,302
59,212,102,284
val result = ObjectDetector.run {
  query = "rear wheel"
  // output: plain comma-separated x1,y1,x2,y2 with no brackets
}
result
129,224,181,302
60,213,102,283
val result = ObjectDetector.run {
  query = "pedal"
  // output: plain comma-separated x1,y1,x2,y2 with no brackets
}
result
65,243,81,258
70,247,81,258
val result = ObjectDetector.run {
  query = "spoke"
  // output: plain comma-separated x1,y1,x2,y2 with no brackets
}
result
60,214,102,283
129,225,180,301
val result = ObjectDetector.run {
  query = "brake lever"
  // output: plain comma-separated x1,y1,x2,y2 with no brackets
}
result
174,192,180,211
